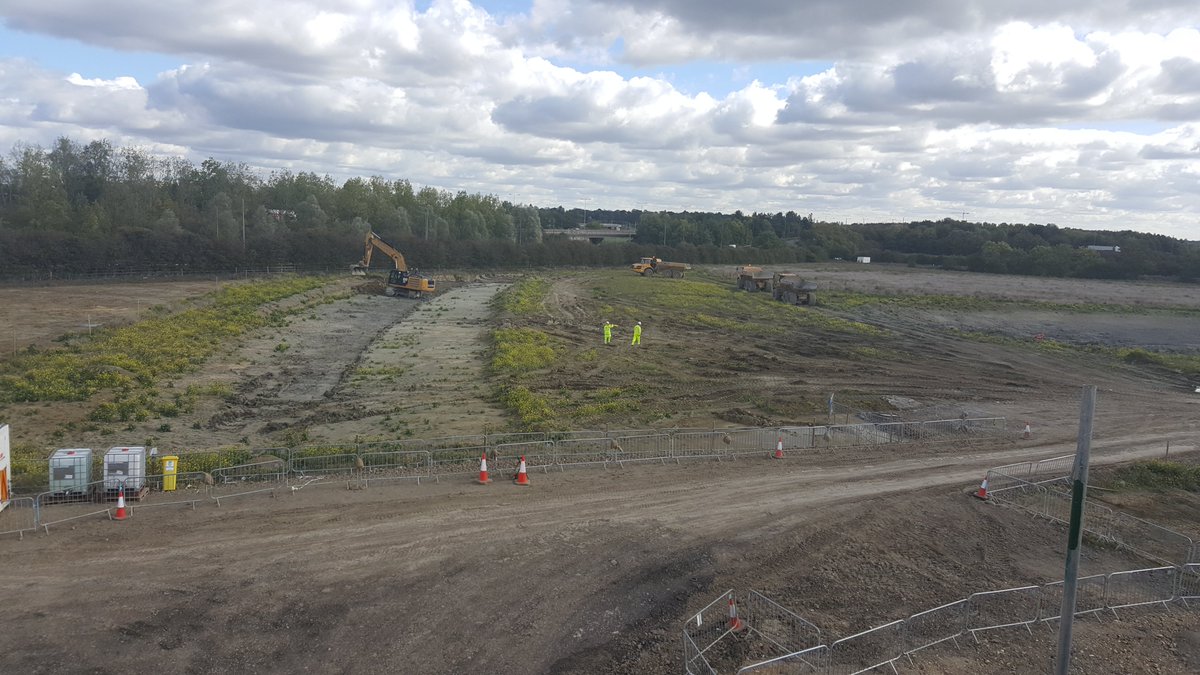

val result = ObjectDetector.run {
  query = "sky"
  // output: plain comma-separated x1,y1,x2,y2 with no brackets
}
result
0,1,1198,238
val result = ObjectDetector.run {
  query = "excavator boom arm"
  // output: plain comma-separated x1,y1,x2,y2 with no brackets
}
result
360,231,408,271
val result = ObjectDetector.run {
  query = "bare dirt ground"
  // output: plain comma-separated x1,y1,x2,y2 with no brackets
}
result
765,263,1200,309
0,280,226,354
2,267,1199,673
0,437,1196,674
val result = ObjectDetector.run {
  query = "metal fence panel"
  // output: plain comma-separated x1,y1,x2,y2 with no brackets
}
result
0,497,38,538
904,599,967,656
212,459,288,484
1105,567,1177,613
741,590,822,660
485,432,546,446
825,423,880,447
672,432,730,461
965,586,1040,639
359,450,432,485
721,428,771,456
1030,455,1074,482
778,426,818,450
1179,564,1200,603
684,591,738,675
555,438,615,468
290,452,361,476
1107,512,1194,567
491,441,555,476
1039,574,1107,621
609,434,671,466
428,445,489,477
684,629,718,675
737,645,828,674
829,619,904,675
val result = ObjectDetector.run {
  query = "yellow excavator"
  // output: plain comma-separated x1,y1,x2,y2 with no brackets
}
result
351,231,436,298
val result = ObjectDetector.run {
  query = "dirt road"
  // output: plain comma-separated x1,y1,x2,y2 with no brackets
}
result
1,433,1195,674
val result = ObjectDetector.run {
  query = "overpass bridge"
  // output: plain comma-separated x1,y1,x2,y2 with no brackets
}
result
543,228,636,244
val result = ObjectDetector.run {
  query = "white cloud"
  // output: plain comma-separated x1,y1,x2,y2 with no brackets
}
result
0,1,1197,236
65,73,142,90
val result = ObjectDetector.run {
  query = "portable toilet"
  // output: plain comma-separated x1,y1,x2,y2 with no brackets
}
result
50,448,93,495
0,424,10,511
104,446,147,491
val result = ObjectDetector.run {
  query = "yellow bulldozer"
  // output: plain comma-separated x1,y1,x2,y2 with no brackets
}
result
351,231,436,298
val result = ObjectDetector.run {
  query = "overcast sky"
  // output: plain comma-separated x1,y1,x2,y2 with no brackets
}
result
1,1,1197,237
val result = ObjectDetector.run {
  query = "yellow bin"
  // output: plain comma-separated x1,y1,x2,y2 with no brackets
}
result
162,455,179,491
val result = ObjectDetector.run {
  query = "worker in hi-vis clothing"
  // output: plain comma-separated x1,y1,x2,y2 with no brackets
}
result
603,320,617,345
631,321,642,346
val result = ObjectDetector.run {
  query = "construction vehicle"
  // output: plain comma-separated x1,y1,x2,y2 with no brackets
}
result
772,273,817,306
631,256,692,278
351,231,436,298
735,265,774,292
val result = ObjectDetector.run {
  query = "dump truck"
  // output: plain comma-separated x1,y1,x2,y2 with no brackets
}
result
735,265,774,292
772,273,817,305
351,231,436,298
631,256,692,278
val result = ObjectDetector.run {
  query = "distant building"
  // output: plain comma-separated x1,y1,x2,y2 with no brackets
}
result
856,256,872,264
266,209,296,222
1084,245,1121,254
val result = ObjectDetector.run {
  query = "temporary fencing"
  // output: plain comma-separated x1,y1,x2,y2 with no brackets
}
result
828,619,904,675
1038,574,1108,622
987,453,1196,568
0,497,38,539
1180,564,1200,604
358,449,432,486
903,599,967,657
686,590,826,675
610,434,672,466
9,417,1008,537
739,586,825,658
692,570,1198,675
1104,567,1178,615
684,590,738,675
964,586,1040,641
736,645,828,674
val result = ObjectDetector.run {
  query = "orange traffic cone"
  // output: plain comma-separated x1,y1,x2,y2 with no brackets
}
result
974,477,989,500
1023,423,1032,439
477,453,492,484
774,436,784,460
727,593,746,631
114,485,128,521
514,456,530,486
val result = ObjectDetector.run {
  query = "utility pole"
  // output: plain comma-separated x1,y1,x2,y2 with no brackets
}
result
1055,385,1097,675
241,197,246,253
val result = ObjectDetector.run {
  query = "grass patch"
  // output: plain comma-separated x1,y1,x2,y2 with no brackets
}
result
494,276,551,315
497,385,557,429
491,328,557,374
949,329,1200,376
1104,460,1200,492
0,276,331,404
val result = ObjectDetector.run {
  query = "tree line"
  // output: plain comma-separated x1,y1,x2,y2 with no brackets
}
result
1,137,1196,280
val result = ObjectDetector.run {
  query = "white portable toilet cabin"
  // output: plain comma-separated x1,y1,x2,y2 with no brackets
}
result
0,424,10,512
103,446,147,492
50,448,93,495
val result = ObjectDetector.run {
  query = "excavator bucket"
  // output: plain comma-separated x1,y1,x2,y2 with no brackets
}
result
350,264,367,276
